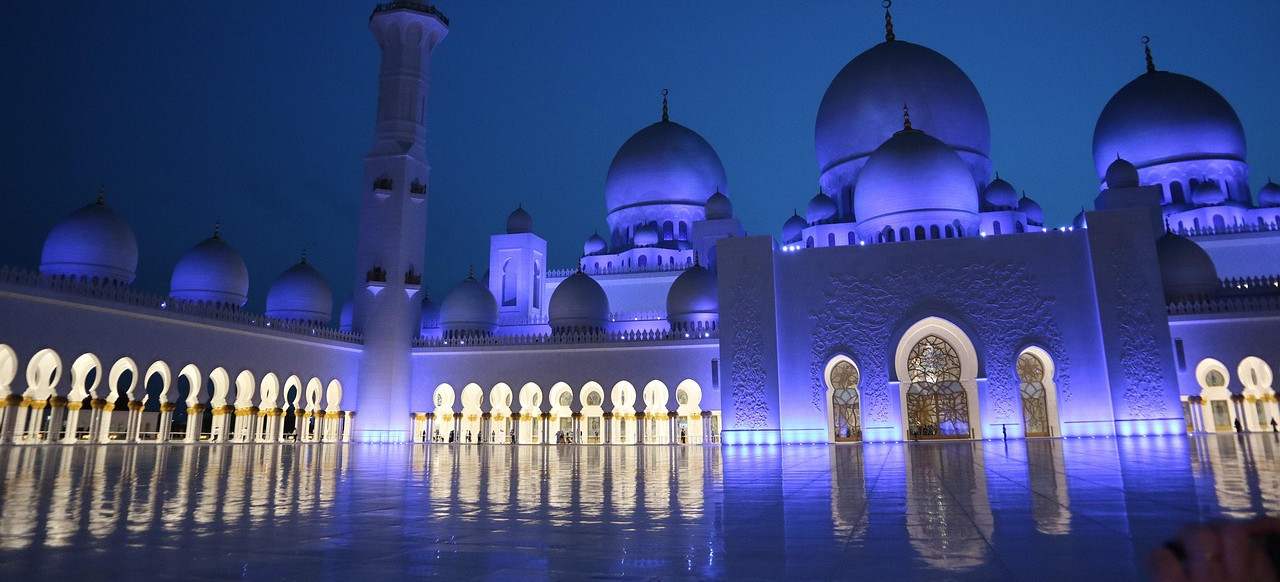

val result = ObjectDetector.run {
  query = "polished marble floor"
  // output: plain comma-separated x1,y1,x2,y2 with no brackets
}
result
0,434,1277,581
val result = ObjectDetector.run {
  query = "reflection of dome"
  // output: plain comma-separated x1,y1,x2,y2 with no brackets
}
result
583,232,607,255
40,194,138,285
169,229,250,308
1191,180,1227,205
705,190,733,220
782,212,808,243
1157,234,1219,299
634,223,659,247
1093,69,1246,197
854,127,979,242
506,205,533,234
817,40,991,201
1018,194,1044,225
982,176,1018,208
548,271,609,334
265,257,332,325
339,295,354,333
666,264,717,331
604,115,727,241
807,190,837,223
439,275,498,337
1104,157,1140,189
1259,180,1280,207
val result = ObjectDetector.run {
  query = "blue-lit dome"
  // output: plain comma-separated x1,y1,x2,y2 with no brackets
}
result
1018,194,1044,225
817,40,991,201
604,118,727,242
506,205,533,234
1093,70,1246,195
439,275,498,337
634,223,659,247
40,195,138,285
807,191,837,223
666,264,717,330
583,232,607,255
1192,180,1227,206
1258,180,1280,207
1156,233,1219,299
169,230,250,308
705,190,733,220
548,271,609,334
781,212,808,244
1104,157,1140,189
265,257,332,325
853,128,979,241
982,177,1018,209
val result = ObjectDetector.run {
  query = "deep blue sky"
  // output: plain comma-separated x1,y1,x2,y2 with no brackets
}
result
2,1,1278,317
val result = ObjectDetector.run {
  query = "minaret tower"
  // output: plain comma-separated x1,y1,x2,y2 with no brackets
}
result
352,2,448,441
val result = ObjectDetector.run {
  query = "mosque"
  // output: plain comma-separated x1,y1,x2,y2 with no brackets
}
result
1,2,1277,447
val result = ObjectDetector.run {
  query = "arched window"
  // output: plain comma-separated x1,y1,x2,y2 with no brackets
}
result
1170,181,1185,204
532,261,542,308
827,233,836,247
678,222,688,239
1017,352,1050,437
906,335,969,439
501,259,516,307
828,359,861,442
929,225,940,239
993,221,1002,235
900,227,910,241
586,391,602,406
637,255,647,268
1205,369,1225,387
1015,221,1025,233
806,236,814,248
945,225,955,238
1213,215,1226,231
663,221,674,240
848,232,857,246
914,225,926,240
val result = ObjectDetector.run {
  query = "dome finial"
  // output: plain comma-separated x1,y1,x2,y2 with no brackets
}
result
661,88,669,122
1142,36,1156,74
902,103,913,131
300,248,308,265
693,250,700,267
212,222,221,240
96,185,106,205
883,0,896,42
467,264,475,281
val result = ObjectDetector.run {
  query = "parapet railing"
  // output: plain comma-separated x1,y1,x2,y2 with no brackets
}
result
548,261,691,278
1167,294,1280,316
1171,220,1280,238
1219,274,1280,293
413,323,717,348
0,266,362,344
370,2,449,24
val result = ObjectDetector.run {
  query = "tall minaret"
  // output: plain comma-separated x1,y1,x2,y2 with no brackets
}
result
352,3,448,442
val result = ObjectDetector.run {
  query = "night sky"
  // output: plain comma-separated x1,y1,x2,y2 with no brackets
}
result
2,1,1278,318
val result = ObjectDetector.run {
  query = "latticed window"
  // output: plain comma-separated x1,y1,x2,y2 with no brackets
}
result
558,391,572,407
1205,369,1225,388
1018,352,1050,437
907,335,961,384
586,391,602,406
829,360,861,441
906,335,970,439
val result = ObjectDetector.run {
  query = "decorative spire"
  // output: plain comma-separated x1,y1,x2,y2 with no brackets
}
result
661,88,669,122
467,264,475,280
902,103,913,131
1142,36,1155,74
96,185,106,205
300,248,308,265
212,222,221,240
883,0,896,42
693,251,700,267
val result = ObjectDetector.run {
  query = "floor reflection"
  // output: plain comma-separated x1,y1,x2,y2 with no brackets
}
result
0,435,1277,580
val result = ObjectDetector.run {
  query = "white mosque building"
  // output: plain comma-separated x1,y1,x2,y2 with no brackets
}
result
1,2,1277,446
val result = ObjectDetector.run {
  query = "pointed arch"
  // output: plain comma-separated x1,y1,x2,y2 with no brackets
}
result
824,354,862,442
894,317,980,440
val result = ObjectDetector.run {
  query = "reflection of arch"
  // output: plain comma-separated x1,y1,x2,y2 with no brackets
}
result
1016,346,1061,438
1237,356,1276,431
906,443,992,569
895,318,980,440
824,355,861,442
1196,358,1234,431
26,348,63,399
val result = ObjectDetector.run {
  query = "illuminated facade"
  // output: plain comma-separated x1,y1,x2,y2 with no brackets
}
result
1,3,1278,446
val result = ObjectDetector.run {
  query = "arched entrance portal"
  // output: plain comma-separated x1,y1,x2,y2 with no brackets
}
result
1017,350,1056,437
905,335,971,440
826,357,862,442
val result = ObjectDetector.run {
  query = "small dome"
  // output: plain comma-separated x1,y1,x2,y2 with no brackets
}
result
265,257,332,325
40,194,138,285
854,128,979,241
634,223,659,247
548,271,609,334
1093,71,1245,183
666,264,718,331
439,275,498,337
806,191,837,223
583,232,607,256
781,212,808,243
1018,195,1044,225
705,190,733,220
506,205,533,234
1073,210,1088,230
169,230,249,308
1104,157,1140,189
1258,180,1280,207
1157,233,1219,299
1192,180,1227,206
982,177,1018,208
420,293,440,331
338,295,354,333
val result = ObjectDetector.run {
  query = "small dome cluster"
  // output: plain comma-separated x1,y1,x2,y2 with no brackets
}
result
548,271,610,335
40,192,138,286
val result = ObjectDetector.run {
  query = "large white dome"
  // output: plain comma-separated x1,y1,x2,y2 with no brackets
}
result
1156,233,1219,299
265,258,332,325
548,271,609,334
816,40,991,209
169,230,249,308
439,275,498,337
853,127,979,243
40,195,138,285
